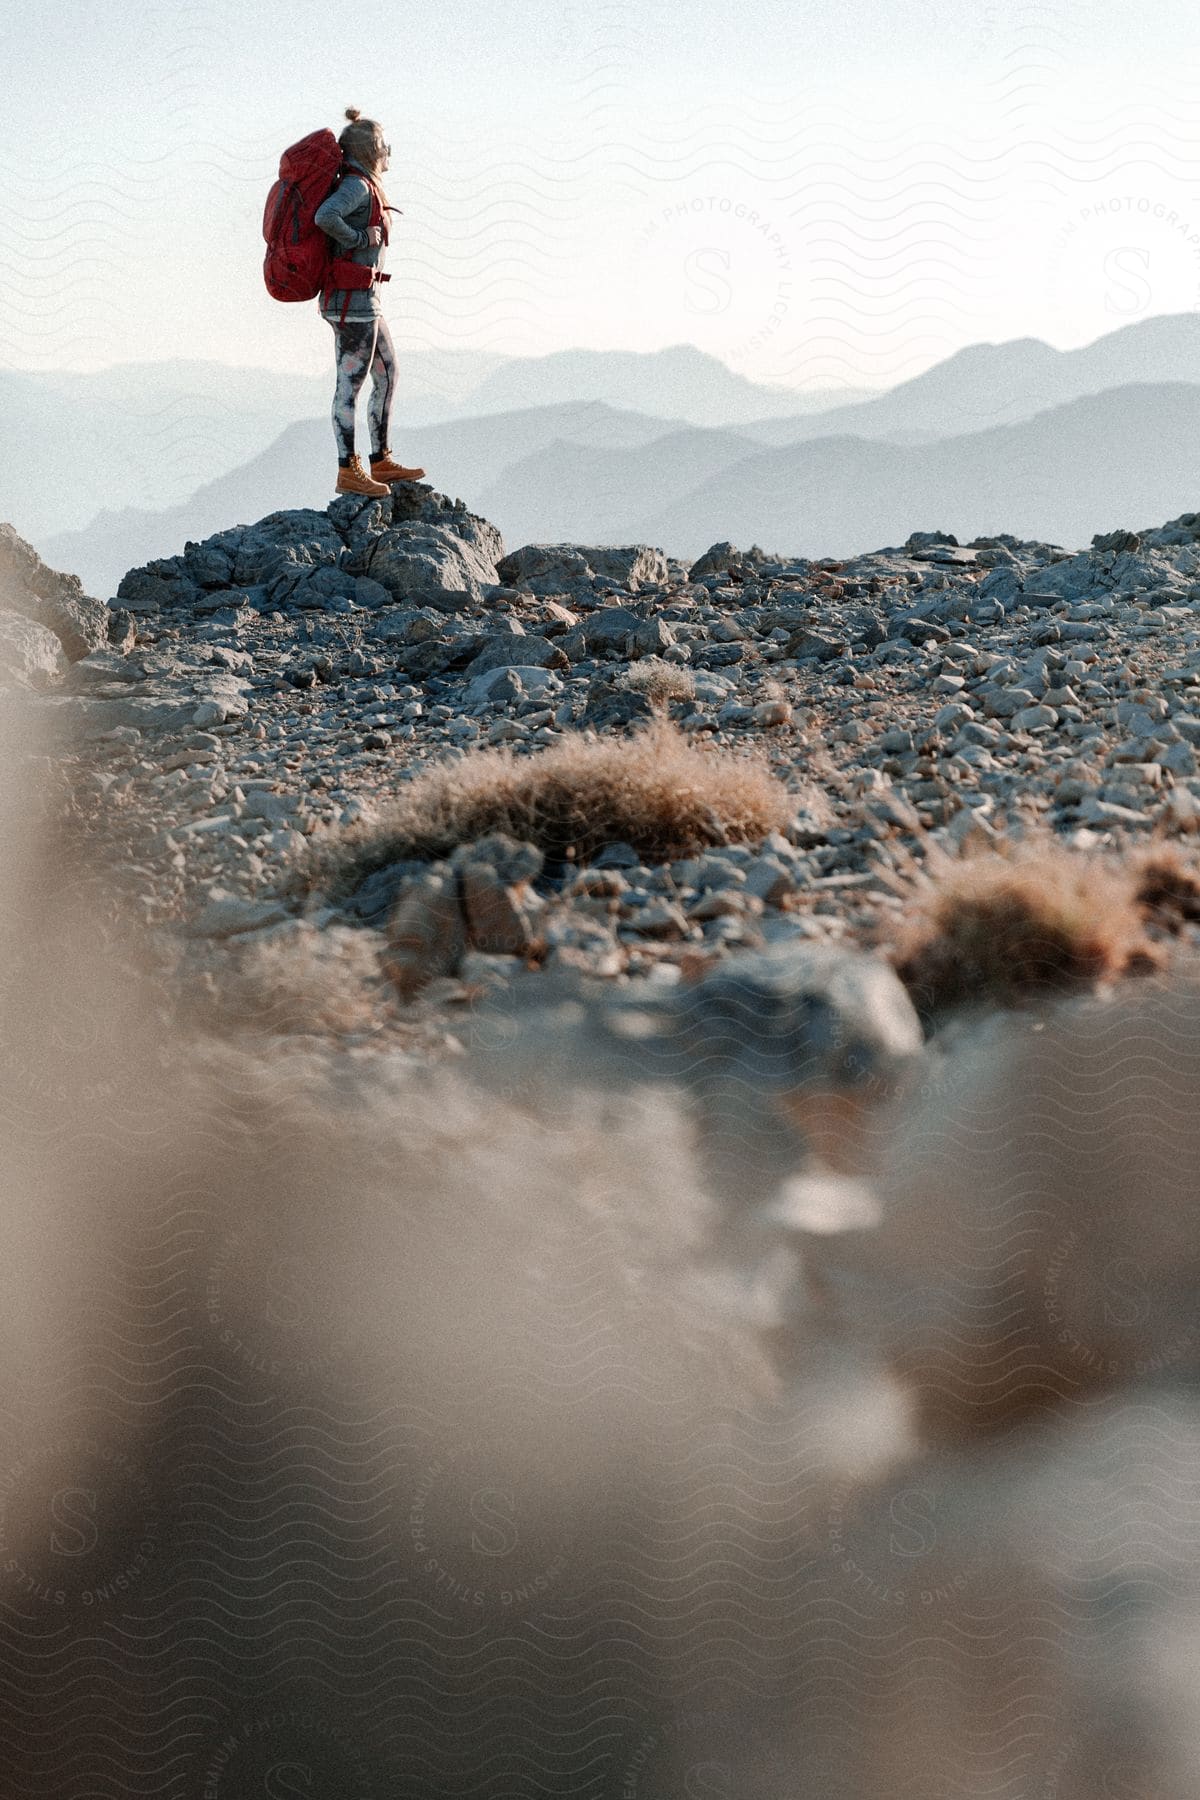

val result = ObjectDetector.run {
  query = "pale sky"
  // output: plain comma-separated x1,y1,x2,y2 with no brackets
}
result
6,0,1200,392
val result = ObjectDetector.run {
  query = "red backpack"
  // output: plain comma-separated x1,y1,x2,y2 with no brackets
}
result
262,129,392,316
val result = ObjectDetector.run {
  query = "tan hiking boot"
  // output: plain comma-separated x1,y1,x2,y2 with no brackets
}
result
335,454,390,497
370,451,426,482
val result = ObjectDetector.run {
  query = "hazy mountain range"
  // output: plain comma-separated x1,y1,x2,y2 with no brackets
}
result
25,313,1200,592
627,381,1200,558
435,344,878,428
1,346,871,546
734,310,1200,446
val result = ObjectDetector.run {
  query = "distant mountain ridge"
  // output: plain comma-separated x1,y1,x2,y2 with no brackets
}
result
628,380,1200,558
737,312,1200,444
448,343,876,426
41,381,1200,592
28,313,1200,592
2,346,866,547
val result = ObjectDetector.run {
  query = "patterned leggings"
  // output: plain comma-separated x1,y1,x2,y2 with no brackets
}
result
326,313,396,460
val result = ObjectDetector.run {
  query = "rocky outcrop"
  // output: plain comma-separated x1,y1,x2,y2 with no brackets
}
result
23,486,1200,992
0,521,132,681
113,487,504,619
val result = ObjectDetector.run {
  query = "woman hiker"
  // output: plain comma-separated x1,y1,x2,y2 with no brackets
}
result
314,108,426,497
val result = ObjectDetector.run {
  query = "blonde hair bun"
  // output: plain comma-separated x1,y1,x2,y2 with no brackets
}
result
344,106,361,122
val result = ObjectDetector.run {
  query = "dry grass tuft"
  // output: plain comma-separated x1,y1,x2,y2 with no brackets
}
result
621,657,697,706
316,717,794,893
1131,840,1200,934
883,834,1165,1023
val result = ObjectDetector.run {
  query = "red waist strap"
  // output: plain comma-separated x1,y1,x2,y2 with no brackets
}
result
322,259,392,325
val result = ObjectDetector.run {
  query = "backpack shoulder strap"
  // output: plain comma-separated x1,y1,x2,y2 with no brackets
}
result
335,162,392,242
361,175,388,241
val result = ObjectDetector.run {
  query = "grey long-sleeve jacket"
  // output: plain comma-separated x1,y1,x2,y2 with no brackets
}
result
313,155,388,324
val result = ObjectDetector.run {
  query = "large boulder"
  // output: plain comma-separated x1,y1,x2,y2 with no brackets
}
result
463,632,568,678
667,943,923,1099
560,605,676,661
0,615,68,689
584,544,669,588
367,611,486,679
495,544,594,593
175,516,345,592
465,943,924,1214
572,604,644,652
274,563,359,610
686,541,778,582
687,541,741,580
0,692,196,738
347,522,500,613
1031,541,1179,602
0,522,119,659
496,543,669,594
228,515,345,597
182,528,246,589
22,587,114,661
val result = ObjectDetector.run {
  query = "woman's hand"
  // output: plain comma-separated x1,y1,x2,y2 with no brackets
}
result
365,226,383,248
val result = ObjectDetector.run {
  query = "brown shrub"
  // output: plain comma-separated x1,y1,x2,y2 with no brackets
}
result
884,834,1165,1023
620,657,697,707
1132,840,1200,934
317,717,794,892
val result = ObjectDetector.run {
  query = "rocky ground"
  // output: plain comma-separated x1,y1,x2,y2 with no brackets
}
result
6,487,1200,1058
8,487,1200,1794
